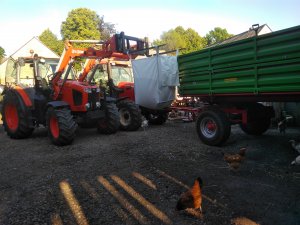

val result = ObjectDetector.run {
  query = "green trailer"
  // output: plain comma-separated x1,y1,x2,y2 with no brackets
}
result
177,25,300,146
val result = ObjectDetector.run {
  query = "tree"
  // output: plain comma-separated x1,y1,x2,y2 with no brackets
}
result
154,26,206,55
39,29,64,55
181,28,207,54
205,27,233,46
156,26,207,55
98,16,116,41
0,46,6,62
61,8,101,41
157,29,186,53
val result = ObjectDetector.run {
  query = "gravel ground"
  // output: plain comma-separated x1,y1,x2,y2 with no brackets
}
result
0,120,299,225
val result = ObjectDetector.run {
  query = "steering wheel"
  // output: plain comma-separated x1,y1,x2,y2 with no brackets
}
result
47,73,54,82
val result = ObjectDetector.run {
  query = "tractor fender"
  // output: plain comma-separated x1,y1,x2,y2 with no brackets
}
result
116,96,128,103
9,86,33,108
46,101,70,109
4,88,31,112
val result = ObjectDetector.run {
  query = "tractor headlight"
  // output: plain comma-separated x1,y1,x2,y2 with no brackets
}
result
96,101,101,108
85,103,91,109
84,88,92,93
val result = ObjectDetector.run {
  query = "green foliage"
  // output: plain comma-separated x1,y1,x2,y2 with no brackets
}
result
0,46,6,61
61,8,101,41
182,28,207,54
154,26,206,55
39,29,64,55
205,27,233,46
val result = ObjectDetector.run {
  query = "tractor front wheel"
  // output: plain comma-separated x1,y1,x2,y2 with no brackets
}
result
117,100,142,131
97,103,120,134
46,107,77,146
2,91,34,139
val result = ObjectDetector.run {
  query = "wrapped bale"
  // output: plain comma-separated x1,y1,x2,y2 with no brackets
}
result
132,55,179,110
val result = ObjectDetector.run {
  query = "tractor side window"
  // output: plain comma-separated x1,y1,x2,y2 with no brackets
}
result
19,63,34,86
111,66,133,85
5,58,17,84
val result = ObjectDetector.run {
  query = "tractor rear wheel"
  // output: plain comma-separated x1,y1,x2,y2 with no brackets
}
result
117,100,142,131
46,107,77,146
2,91,34,139
97,103,120,134
196,107,231,146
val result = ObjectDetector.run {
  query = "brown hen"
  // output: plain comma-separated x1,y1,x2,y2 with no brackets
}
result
222,147,246,170
176,177,203,212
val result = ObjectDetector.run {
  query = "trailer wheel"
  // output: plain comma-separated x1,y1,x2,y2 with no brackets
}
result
97,103,120,134
46,107,77,146
196,108,231,146
240,120,271,135
117,100,142,131
239,103,272,135
2,91,34,139
145,112,168,125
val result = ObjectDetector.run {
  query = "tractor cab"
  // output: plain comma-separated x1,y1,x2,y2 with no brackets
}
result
85,60,135,101
5,56,56,88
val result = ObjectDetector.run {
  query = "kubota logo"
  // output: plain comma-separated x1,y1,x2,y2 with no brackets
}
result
72,50,84,54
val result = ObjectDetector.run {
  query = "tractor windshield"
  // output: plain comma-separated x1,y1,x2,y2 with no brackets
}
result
38,63,53,80
87,65,133,86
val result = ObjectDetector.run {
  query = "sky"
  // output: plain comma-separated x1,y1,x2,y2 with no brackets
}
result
0,0,299,56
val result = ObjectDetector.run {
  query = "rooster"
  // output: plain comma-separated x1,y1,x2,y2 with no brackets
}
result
141,118,148,131
291,155,300,166
222,147,246,170
289,140,300,154
176,177,203,212
278,119,287,134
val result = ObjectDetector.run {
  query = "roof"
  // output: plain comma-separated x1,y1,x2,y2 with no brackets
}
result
9,37,60,60
210,24,272,47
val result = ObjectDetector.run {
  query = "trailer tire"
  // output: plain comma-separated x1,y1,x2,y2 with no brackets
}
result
145,112,168,125
240,119,271,135
117,100,142,131
97,103,120,134
239,103,272,135
46,107,77,146
2,91,34,139
196,107,231,146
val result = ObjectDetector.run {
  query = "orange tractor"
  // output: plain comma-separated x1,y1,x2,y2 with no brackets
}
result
1,33,148,145
79,58,143,130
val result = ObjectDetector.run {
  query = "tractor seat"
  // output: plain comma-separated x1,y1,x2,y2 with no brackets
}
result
107,79,124,94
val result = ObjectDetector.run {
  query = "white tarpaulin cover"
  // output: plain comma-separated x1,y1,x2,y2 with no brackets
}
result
132,55,179,109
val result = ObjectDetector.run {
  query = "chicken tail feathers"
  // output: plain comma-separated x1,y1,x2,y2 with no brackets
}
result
196,177,203,188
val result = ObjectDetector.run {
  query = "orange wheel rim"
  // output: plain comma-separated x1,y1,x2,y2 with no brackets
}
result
5,104,19,131
50,116,59,138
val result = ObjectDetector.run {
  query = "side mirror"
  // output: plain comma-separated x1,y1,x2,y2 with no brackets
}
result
40,58,46,64
18,58,25,67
